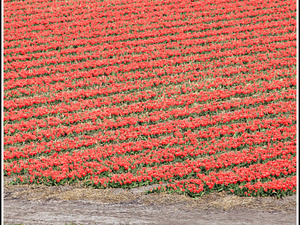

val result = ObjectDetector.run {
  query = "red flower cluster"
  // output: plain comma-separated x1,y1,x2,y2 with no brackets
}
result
3,0,296,198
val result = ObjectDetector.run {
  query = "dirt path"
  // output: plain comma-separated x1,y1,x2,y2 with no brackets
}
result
4,183,297,225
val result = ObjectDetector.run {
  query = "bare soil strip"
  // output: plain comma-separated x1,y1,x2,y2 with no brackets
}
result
4,182,296,225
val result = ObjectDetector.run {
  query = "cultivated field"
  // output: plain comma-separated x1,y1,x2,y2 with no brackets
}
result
3,0,297,223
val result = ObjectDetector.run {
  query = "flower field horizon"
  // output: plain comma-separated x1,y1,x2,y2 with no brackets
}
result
3,0,297,198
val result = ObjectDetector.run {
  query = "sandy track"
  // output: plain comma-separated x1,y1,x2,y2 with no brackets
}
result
4,198,297,225
4,183,297,225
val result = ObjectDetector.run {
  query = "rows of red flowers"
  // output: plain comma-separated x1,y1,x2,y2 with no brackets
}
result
3,0,297,198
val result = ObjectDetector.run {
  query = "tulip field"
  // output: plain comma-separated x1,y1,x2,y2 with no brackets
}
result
3,0,297,198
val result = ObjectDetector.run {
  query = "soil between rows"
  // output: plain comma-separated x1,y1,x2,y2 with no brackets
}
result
3,177,297,225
